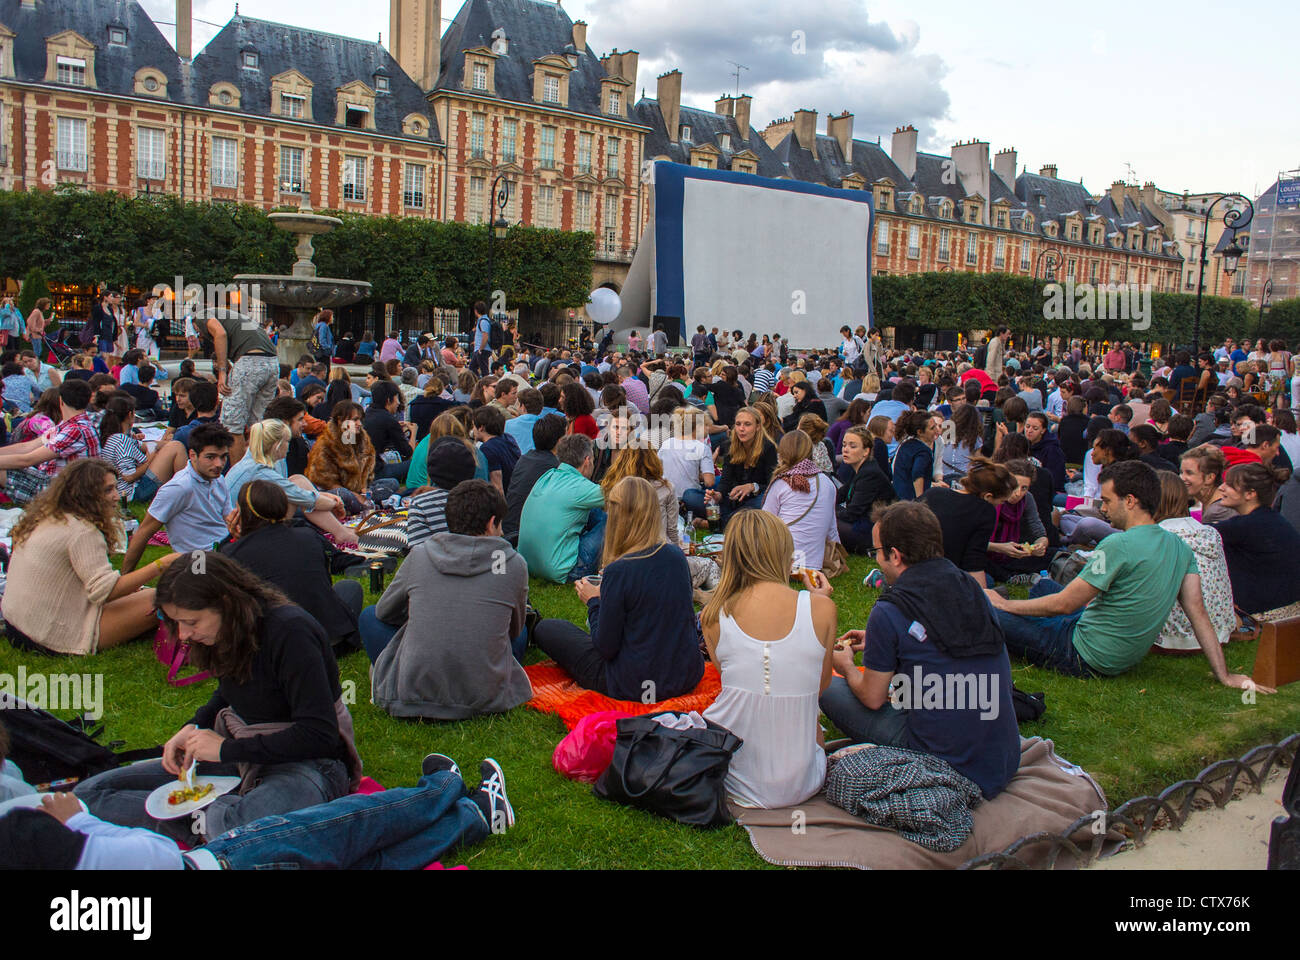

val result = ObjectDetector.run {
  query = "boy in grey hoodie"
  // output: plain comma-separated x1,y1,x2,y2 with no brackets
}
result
366,480,532,719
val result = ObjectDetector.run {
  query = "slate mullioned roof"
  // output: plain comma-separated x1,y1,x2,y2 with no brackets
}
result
192,15,438,141
0,0,438,142
0,0,183,97
437,0,637,125
634,99,785,177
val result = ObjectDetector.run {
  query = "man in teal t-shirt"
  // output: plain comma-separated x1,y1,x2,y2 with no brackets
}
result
986,461,1262,692
516,434,606,583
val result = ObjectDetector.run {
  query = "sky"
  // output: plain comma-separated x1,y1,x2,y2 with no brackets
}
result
140,0,1300,199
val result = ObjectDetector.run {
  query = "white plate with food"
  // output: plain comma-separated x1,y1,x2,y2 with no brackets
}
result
144,775,241,820
0,792,90,816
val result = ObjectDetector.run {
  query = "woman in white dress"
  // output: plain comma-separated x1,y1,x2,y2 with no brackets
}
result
1152,472,1235,651
701,509,837,809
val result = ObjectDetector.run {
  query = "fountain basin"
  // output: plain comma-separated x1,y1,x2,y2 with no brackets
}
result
267,212,342,235
234,275,371,310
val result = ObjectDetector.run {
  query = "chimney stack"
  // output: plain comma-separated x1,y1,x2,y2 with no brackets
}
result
1039,163,1057,179
827,111,853,163
994,147,1017,187
890,124,917,179
714,95,734,116
658,70,682,143
176,0,192,60
951,140,990,224
733,94,752,137
389,0,442,91
572,20,587,52
792,108,817,151
1109,180,1127,209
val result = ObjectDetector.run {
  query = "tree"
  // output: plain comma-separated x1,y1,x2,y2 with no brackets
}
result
16,266,50,321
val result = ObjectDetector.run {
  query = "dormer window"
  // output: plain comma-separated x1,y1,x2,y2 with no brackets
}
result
56,56,86,86
543,74,559,103
473,62,488,91
280,93,305,119
880,188,893,208
607,90,621,114
1069,224,1079,241
375,74,390,93
680,125,691,142
719,133,732,151
910,196,923,215
345,105,369,129
996,210,1007,228
108,27,127,46
242,51,259,69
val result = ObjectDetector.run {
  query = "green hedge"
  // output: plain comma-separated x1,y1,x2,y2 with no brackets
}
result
1258,297,1300,344
873,271,1253,344
0,187,594,311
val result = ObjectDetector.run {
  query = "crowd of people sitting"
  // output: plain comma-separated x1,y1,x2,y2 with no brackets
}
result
0,305,1289,869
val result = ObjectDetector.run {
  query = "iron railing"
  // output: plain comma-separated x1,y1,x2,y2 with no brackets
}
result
961,733,1298,870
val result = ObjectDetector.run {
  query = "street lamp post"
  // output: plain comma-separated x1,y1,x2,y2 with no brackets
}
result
484,175,511,307
1035,248,1062,281
1258,278,1273,331
1192,193,1252,355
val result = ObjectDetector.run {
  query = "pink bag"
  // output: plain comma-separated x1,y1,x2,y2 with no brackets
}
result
552,710,632,783
153,624,211,687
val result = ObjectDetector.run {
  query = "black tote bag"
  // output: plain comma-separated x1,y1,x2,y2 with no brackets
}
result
593,715,743,828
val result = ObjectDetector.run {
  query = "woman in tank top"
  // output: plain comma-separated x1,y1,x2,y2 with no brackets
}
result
701,509,837,809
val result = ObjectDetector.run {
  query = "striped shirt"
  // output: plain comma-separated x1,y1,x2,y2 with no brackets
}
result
406,487,451,548
753,368,776,393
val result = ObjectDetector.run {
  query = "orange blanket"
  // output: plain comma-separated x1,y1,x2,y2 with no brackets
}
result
525,661,722,730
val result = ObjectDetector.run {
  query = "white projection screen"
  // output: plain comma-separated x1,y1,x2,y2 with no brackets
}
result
634,162,873,348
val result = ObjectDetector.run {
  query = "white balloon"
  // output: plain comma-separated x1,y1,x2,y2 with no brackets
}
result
585,287,622,325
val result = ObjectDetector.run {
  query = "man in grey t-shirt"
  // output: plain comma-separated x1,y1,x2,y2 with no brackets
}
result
206,309,280,463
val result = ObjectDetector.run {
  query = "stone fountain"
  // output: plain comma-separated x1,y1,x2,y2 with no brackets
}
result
235,198,372,367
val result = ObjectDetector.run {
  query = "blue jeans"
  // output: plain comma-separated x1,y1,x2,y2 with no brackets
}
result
566,508,606,582
204,771,488,869
74,757,351,844
681,487,708,518
361,605,528,664
994,578,1095,678
818,676,911,746
720,487,764,526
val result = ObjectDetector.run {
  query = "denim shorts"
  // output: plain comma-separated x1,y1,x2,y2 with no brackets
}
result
132,471,161,503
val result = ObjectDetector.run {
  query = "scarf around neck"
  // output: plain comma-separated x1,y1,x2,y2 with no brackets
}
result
781,458,822,493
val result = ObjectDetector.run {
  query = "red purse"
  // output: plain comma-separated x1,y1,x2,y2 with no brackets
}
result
153,624,210,687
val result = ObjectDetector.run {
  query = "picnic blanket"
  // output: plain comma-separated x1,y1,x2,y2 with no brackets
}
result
734,737,1115,870
524,660,722,730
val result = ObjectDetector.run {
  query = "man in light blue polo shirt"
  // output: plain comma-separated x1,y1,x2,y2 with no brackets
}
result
505,388,543,455
870,380,916,457
516,434,606,582
122,422,235,572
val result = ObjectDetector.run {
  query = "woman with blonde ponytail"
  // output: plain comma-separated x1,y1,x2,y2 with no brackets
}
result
701,510,837,808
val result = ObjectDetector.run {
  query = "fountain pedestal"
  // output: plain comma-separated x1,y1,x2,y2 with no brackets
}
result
235,201,372,367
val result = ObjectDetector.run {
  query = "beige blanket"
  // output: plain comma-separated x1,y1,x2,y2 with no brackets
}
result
733,737,1114,869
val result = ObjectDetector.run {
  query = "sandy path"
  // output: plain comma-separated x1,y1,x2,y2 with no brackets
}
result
1090,770,1288,870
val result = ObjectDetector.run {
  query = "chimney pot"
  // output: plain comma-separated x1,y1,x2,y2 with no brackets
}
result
657,69,682,144
176,0,193,60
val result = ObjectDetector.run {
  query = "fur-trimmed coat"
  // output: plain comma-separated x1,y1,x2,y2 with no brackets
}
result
306,421,376,494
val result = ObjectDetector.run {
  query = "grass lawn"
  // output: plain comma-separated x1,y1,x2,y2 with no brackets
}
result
2,536,1297,869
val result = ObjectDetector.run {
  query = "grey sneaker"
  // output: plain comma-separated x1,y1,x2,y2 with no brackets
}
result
421,753,461,779
1005,573,1035,586
474,758,515,834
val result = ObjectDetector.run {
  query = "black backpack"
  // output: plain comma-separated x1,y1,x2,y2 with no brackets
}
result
1,694,161,788
489,319,505,352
